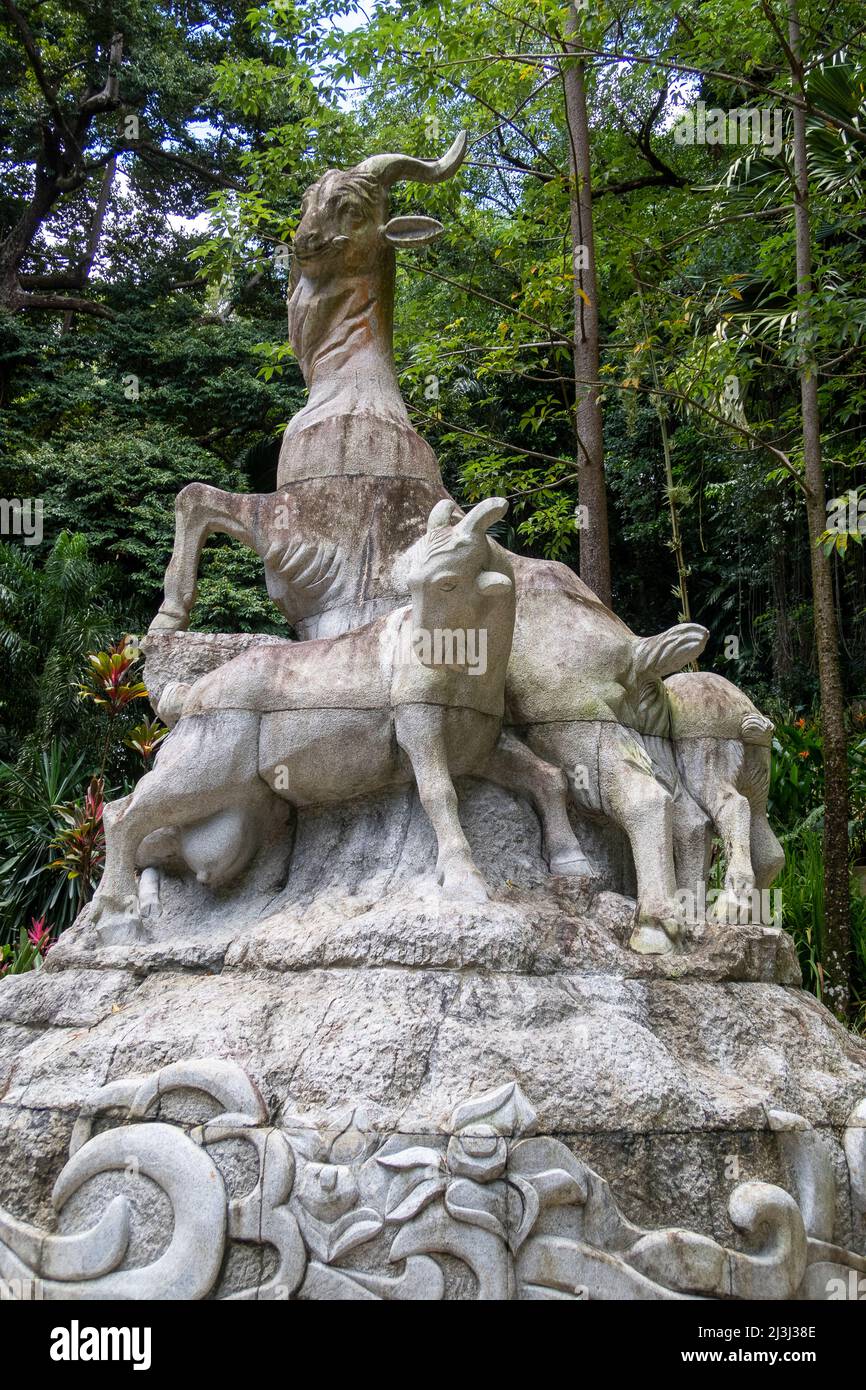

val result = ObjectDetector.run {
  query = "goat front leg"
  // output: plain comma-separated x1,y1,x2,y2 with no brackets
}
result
482,730,595,877
598,728,683,954
707,785,756,923
91,782,170,943
750,813,784,893
395,704,489,902
149,484,260,633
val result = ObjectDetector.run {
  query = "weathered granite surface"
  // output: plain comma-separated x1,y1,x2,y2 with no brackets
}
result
0,779,864,1298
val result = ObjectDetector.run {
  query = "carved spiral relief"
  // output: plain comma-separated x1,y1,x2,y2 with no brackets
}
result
0,1060,863,1301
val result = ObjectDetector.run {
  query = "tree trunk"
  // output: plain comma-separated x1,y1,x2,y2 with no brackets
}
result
788,0,851,1017
0,173,60,308
0,20,123,316
563,7,611,606
62,151,118,333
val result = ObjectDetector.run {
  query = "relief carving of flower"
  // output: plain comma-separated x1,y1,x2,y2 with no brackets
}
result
446,1124,507,1182
287,1107,384,1263
377,1082,544,1251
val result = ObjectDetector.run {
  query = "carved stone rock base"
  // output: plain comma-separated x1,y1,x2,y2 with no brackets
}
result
1,840,865,1298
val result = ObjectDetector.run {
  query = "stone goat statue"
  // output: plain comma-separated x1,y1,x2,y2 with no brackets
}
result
505,557,783,950
136,132,784,951
93,499,591,940
648,672,784,923
148,135,469,643
505,554,709,952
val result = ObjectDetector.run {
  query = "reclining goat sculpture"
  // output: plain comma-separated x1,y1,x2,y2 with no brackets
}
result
148,136,469,643
93,499,592,939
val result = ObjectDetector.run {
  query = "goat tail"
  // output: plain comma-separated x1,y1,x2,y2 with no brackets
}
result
741,712,774,746
633,622,709,680
155,681,191,729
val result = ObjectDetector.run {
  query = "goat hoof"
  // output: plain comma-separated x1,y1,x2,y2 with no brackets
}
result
91,891,149,943
710,890,753,925
549,851,595,878
629,899,682,954
629,921,676,955
439,869,489,903
97,916,150,946
90,891,124,925
147,609,188,635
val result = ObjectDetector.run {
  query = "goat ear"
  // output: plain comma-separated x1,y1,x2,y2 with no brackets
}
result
382,215,444,248
476,571,513,599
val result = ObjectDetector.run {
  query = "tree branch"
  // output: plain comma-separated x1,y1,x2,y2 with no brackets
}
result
16,292,115,319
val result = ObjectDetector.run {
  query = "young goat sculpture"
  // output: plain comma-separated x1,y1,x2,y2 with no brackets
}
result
503,560,784,948
92,499,592,940
504,554,710,953
149,136,469,643
656,672,784,923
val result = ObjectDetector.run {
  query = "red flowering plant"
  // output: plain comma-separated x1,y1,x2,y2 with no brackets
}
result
42,639,148,925
768,715,824,834
0,916,54,978
0,640,157,985
49,776,106,910
43,637,150,914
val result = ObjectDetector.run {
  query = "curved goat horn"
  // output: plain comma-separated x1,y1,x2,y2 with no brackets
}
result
457,497,509,539
426,499,460,533
354,131,468,188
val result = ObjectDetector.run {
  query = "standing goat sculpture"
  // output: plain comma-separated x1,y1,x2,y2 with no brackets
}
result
650,672,784,922
149,135,469,643
93,499,592,940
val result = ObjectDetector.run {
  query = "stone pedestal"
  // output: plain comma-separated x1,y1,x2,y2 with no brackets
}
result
1,773,864,1300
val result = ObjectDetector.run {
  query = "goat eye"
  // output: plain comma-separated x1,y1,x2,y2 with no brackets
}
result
437,579,458,593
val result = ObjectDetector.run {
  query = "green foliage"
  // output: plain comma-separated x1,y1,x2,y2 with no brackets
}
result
768,717,824,835
0,532,123,759
0,742,88,942
777,829,866,1027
